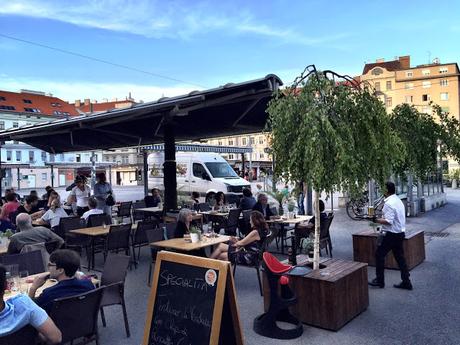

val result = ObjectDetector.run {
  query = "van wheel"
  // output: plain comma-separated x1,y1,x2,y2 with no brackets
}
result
205,192,216,203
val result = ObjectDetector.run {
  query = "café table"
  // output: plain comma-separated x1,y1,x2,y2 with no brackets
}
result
151,234,231,253
267,215,313,254
4,272,100,301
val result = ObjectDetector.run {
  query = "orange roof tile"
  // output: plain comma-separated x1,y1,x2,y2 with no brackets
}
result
0,90,79,116
72,100,137,113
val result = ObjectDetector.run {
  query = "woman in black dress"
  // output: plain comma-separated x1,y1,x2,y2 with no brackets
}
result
210,210,269,265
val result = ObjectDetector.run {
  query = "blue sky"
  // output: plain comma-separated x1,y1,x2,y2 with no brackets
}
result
1,0,460,102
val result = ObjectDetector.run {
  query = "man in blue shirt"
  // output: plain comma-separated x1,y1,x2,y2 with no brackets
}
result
29,249,95,313
0,264,61,343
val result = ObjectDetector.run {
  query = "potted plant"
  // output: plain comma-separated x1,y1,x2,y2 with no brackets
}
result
189,226,201,243
287,199,296,218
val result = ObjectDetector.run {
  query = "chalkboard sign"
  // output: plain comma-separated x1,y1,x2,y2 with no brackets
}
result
143,251,243,345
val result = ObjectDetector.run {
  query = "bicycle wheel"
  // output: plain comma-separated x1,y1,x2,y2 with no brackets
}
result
346,200,367,220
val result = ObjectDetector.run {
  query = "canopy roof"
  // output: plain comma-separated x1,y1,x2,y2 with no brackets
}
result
142,143,252,154
0,75,282,153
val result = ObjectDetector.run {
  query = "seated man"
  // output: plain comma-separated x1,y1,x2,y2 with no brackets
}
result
36,199,69,229
252,193,274,220
240,188,256,210
0,264,62,343
7,213,64,254
144,188,162,208
295,199,328,246
16,195,44,221
81,197,103,224
29,249,95,313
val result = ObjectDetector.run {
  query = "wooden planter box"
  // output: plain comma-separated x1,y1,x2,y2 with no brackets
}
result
263,259,369,331
352,230,425,270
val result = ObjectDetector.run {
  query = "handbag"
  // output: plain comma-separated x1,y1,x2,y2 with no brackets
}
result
105,192,115,207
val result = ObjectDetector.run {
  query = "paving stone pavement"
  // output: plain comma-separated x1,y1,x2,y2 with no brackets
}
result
93,188,460,345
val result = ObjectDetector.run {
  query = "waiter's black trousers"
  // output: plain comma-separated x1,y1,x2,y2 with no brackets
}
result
375,231,410,283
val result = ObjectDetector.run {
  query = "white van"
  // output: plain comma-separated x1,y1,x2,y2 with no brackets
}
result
148,152,250,203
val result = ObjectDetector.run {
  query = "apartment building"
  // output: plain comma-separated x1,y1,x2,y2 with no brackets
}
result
360,55,460,169
0,89,104,189
207,133,272,179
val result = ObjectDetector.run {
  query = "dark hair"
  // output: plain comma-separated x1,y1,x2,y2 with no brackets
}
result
250,210,269,231
0,265,6,296
5,193,16,202
386,181,396,195
30,190,38,196
242,188,252,197
45,186,52,192
88,197,97,209
151,188,159,194
74,175,87,184
215,191,225,203
191,191,200,199
25,195,38,205
97,173,106,183
49,249,80,277
319,200,325,212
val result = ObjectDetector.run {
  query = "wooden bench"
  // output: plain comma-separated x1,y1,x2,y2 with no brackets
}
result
352,229,425,270
263,259,369,331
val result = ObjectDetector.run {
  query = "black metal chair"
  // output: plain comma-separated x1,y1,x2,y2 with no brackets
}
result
0,325,37,345
49,287,105,345
103,224,132,262
37,199,48,209
320,214,334,257
59,216,91,265
132,200,146,222
223,208,242,236
238,209,252,237
131,219,156,267
163,222,177,239
198,202,211,212
86,213,111,228
253,252,303,340
145,227,164,286
99,254,131,338
0,250,45,275
115,202,132,224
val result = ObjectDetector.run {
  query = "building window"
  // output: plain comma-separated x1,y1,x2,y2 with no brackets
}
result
228,154,234,160
260,153,264,159
422,81,431,88
42,173,47,181
24,108,41,113
422,106,431,114
441,107,450,114
242,137,247,146
23,99,32,104
29,151,34,162
405,95,413,103
41,151,47,161
228,139,233,146
374,82,380,92
0,96,5,101
259,136,264,144
386,81,392,90
250,137,255,145
405,83,414,90
12,122,19,128
49,154,55,163
217,140,222,146
51,102,61,107
440,92,449,101
422,69,430,76
6,151,12,161
440,79,449,87
422,94,431,102
16,151,21,161
439,67,448,74
76,154,81,163
406,71,413,77
0,121,4,130
0,105,15,111
385,97,392,108
371,68,383,76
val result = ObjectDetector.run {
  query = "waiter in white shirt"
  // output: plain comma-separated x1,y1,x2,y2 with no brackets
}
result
368,181,413,290
69,175,91,217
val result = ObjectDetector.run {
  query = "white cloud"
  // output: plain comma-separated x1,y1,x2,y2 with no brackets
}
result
0,0,350,46
0,76,198,103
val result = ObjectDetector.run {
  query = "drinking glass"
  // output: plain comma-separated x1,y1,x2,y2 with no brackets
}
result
202,223,209,234
19,270,29,294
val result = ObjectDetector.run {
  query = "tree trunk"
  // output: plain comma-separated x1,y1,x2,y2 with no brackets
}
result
313,189,320,270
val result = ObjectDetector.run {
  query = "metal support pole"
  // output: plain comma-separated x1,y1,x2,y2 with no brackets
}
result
50,164,54,188
306,184,313,215
108,165,112,186
90,152,96,190
0,144,2,197
17,167,20,191
143,150,149,198
271,152,276,192
163,122,177,210
241,153,245,176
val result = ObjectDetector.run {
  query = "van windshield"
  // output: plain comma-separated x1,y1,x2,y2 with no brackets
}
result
205,162,239,178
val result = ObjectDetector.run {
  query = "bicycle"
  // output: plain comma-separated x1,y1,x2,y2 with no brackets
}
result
346,191,385,220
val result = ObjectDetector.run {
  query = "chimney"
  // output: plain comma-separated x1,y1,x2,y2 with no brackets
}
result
399,55,410,69
84,98,91,106
75,99,81,107
376,58,385,63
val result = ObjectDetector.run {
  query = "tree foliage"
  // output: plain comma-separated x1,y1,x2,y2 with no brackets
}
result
267,73,402,196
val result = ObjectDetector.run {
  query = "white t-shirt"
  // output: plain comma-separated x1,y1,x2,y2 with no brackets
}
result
41,207,69,228
70,185,91,208
382,194,406,233
81,208,104,222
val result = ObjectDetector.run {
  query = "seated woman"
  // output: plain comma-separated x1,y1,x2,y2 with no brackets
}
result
36,199,69,230
174,209,193,238
213,191,226,210
210,210,269,265
45,191,61,210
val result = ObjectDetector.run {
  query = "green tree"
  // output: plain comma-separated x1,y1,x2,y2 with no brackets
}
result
267,71,402,269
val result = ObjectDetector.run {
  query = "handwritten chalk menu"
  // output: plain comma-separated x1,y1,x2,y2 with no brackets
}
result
143,251,243,345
